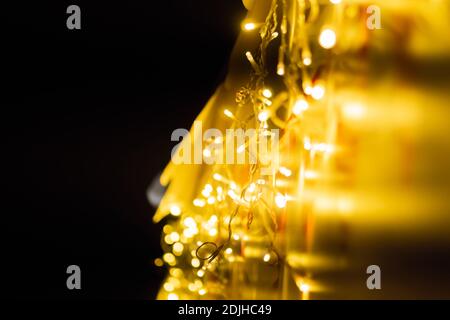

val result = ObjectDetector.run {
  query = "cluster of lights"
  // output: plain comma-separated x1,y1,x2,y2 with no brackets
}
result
155,0,354,300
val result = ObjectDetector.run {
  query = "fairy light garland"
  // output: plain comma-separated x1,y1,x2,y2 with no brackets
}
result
152,0,450,300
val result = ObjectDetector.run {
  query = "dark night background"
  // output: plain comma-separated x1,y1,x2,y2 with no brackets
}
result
4,1,246,299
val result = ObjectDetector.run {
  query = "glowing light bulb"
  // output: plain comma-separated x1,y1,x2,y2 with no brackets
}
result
319,28,337,49
169,205,181,216
209,228,218,236
193,198,206,207
213,173,223,181
258,110,270,122
243,22,256,31
300,283,310,293
197,269,205,277
275,193,287,208
198,289,207,296
163,253,176,264
330,0,341,4
191,258,200,268
173,242,184,255
168,293,179,300
342,102,365,120
263,253,271,262
293,99,309,115
203,148,211,158
303,57,312,66
207,196,216,204
312,85,325,100
279,167,292,177
277,63,285,76
184,217,196,228
154,258,164,267
304,85,313,95
225,248,233,255
262,88,272,98
204,184,213,193
169,232,180,242
224,109,234,119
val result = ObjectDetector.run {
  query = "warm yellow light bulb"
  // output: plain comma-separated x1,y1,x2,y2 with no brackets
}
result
243,22,256,31
193,198,205,207
168,293,179,300
300,283,310,293
263,253,271,262
275,193,287,208
203,148,211,158
258,110,270,122
312,85,325,100
303,57,312,66
169,205,181,216
319,28,337,49
330,0,341,4
293,99,308,115
191,258,201,268
262,88,272,98
224,109,234,119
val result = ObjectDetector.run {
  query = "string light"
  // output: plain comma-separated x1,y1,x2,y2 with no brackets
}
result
293,99,309,115
169,205,181,216
153,0,445,301
243,22,256,31
311,84,325,100
319,28,337,49
262,88,273,98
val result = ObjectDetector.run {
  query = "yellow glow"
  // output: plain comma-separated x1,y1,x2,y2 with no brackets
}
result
198,289,207,296
207,196,216,204
237,144,246,154
197,269,205,277
184,217,196,228
342,102,366,120
330,0,341,4
311,84,325,100
193,198,206,207
303,57,312,66
191,258,201,268
154,258,164,267
263,253,271,262
169,232,180,242
208,228,218,236
163,253,176,265
277,64,285,76
213,173,223,181
203,148,211,158
225,248,233,255
279,167,292,177
262,88,272,98
164,282,174,292
275,193,287,208
173,242,184,255
224,109,234,119
319,28,337,49
243,22,256,31
169,205,181,216
300,283,310,293
167,293,179,300
304,85,313,95
258,110,270,122
293,99,309,115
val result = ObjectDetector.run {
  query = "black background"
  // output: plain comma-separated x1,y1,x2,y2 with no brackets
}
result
4,1,246,299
